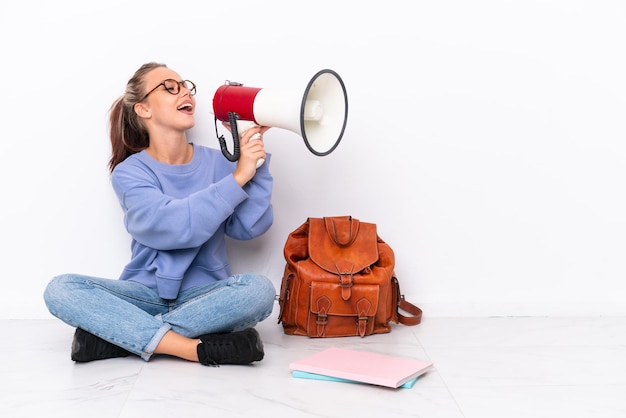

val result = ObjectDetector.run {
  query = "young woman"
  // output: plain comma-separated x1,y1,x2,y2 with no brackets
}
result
44,62,276,366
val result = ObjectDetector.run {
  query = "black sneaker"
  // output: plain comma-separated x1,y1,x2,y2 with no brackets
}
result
71,328,132,362
197,328,264,366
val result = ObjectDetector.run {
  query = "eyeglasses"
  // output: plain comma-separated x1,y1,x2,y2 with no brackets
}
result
140,79,196,101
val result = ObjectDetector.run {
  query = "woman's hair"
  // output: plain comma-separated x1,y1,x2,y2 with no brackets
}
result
108,62,167,173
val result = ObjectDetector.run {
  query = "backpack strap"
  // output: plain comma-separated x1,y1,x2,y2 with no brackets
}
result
392,276,423,326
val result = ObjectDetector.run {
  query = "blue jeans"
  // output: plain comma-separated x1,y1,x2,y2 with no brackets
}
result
43,273,276,361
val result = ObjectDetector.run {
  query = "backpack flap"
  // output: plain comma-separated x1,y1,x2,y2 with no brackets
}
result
308,216,379,276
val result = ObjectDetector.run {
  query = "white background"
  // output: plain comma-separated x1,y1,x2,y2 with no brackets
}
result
1,0,624,319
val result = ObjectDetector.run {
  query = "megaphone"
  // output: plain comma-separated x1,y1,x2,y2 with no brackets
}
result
212,69,348,167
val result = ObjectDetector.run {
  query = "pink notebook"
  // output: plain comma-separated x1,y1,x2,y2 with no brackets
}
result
289,347,433,388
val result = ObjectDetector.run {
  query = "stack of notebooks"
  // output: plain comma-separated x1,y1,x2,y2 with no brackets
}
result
289,347,433,389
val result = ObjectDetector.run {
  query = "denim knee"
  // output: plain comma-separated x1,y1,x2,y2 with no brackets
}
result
256,275,277,311
241,274,276,320
43,274,73,314
238,274,275,304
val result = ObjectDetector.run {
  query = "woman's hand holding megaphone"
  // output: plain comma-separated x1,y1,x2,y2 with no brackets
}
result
226,121,271,186
221,120,270,168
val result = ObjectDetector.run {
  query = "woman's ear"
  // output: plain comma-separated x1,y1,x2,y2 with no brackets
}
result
134,102,151,119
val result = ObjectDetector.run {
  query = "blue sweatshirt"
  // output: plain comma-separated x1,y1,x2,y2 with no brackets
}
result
110,144,273,299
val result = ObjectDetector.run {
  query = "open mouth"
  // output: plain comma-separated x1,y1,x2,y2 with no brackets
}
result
177,103,193,114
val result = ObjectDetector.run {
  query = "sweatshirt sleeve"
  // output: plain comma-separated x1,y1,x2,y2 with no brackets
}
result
224,154,274,240
111,161,248,251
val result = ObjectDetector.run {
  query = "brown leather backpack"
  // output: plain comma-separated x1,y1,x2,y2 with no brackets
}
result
278,216,422,337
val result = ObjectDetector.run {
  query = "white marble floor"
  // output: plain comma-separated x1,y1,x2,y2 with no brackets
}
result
2,304,625,418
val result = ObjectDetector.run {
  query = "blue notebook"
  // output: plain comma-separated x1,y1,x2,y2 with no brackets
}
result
292,370,419,389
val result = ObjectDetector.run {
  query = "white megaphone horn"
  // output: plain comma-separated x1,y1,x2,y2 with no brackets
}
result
212,69,348,167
